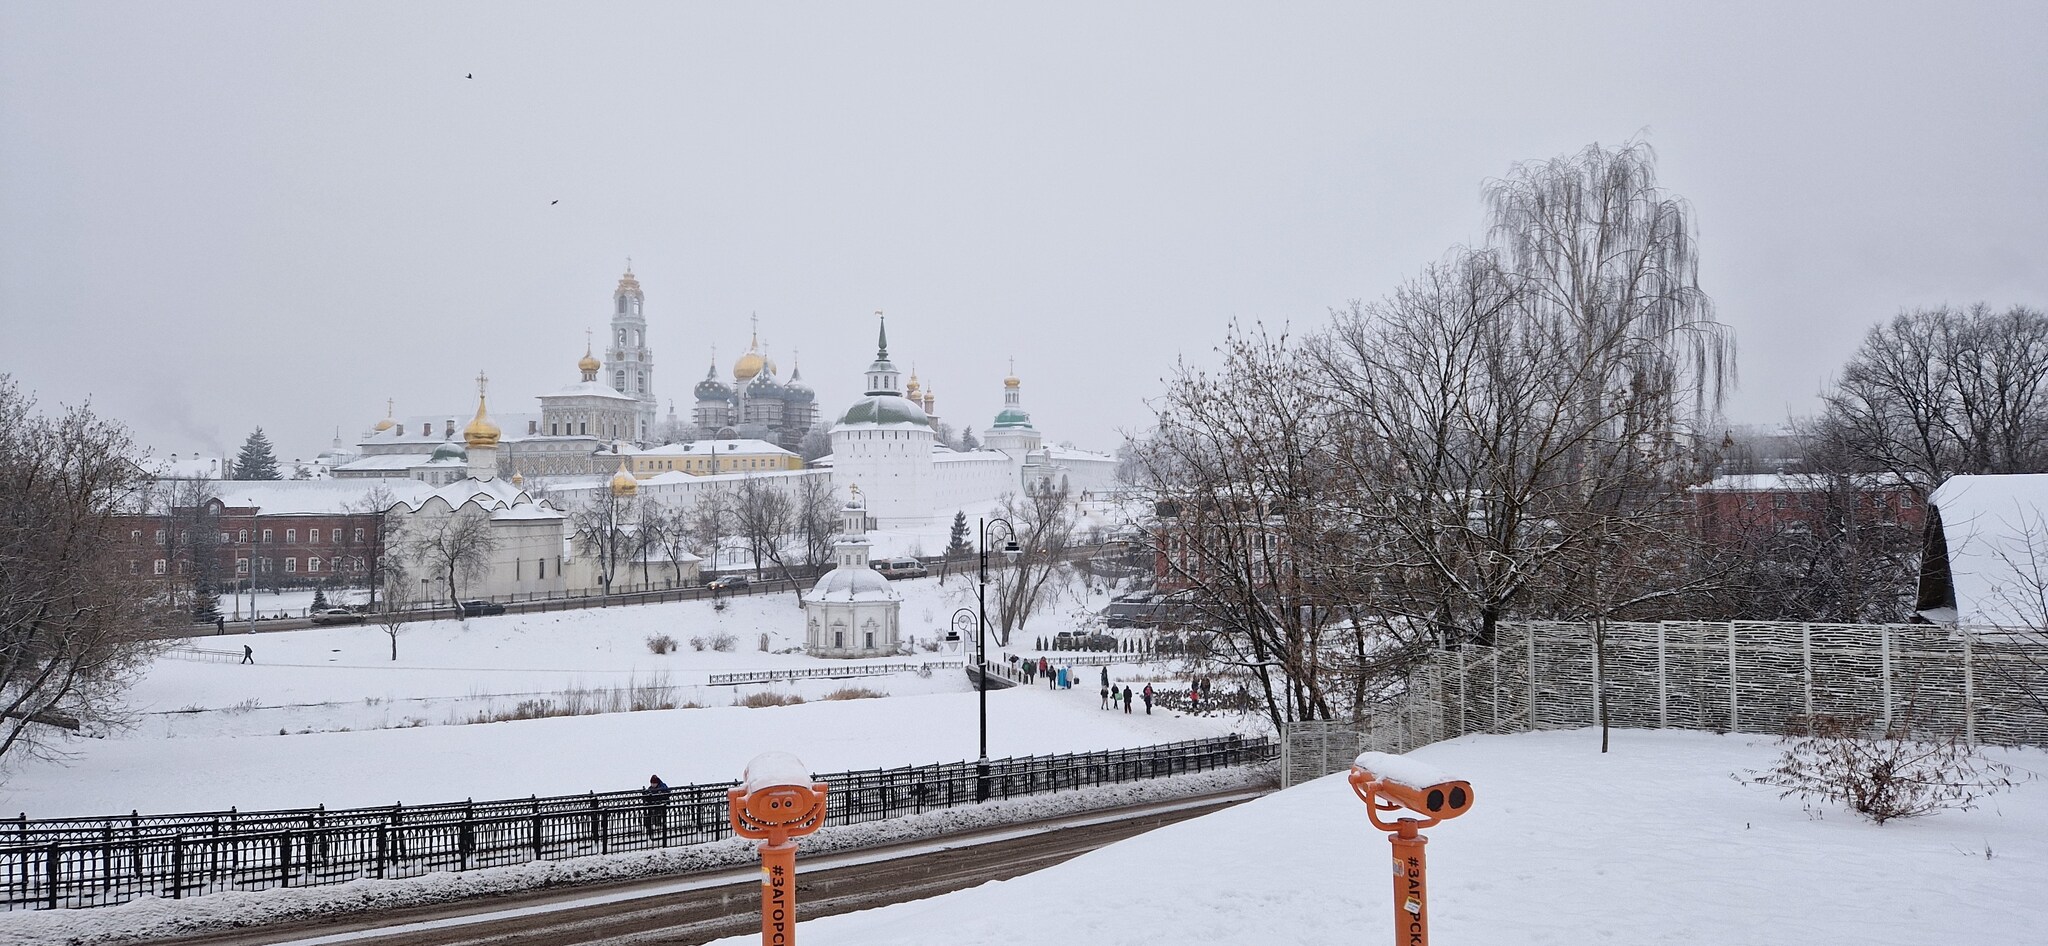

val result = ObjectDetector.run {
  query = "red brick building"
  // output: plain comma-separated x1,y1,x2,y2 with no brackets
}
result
120,481,425,590
1690,473,1924,545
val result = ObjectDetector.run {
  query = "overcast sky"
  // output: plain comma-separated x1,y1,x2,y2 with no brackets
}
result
3,2,2043,463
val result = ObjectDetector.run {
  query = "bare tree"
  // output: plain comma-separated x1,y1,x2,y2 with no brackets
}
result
682,487,733,571
569,490,634,595
375,564,414,660
1816,304,2048,489
794,474,839,570
630,498,666,590
655,501,701,586
0,377,176,760
403,506,497,606
339,482,400,611
732,476,797,582
990,483,1079,643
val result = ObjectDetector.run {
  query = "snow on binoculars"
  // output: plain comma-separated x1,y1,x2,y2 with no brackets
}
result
728,751,829,840
1349,751,1474,823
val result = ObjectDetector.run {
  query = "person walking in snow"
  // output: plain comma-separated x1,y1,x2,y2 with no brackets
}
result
1121,685,1133,714
1101,682,1111,709
241,644,253,664
1142,684,1154,715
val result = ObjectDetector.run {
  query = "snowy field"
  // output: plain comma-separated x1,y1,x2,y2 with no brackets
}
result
0,573,1211,817
706,728,2048,946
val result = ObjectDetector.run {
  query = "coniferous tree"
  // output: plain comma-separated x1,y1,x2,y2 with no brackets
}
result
945,511,972,558
310,586,330,611
233,427,282,480
960,428,981,451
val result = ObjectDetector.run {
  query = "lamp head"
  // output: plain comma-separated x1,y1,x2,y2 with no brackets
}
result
1002,540,1022,560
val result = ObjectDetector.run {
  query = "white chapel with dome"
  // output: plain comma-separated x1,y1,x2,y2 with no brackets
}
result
800,490,901,658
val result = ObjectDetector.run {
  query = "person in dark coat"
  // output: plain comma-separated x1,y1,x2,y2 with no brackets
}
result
215,616,226,635
1142,683,1154,714
1121,685,1133,714
240,644,253,664
1101,682,1111,709
643,774,671,833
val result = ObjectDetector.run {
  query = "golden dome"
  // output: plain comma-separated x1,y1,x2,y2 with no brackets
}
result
579,342,601,375
905,371,922,397
463,394,501,448
609,460,639,496
373,398,396,431
733,324,776,381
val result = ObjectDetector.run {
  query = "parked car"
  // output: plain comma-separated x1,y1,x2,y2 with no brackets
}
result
458,600,506,617
309,608,365,625
706,575,751,592
871,557,928,580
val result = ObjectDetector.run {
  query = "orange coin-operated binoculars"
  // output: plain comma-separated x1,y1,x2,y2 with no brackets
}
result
728,752,829,946
1350,751,1474,946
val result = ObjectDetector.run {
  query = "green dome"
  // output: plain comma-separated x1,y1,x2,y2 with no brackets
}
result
993,407,1033,428
839,395,930,427
430,441,468,462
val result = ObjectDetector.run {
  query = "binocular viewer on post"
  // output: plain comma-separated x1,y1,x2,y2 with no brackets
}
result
1349,751,1474,829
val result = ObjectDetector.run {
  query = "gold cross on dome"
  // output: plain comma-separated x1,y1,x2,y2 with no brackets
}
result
476,371,488,397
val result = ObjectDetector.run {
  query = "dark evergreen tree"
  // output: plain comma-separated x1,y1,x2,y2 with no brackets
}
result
945,511,972,558
311,586,329,611
233,427,282,480
191,587,220,624
960,428,980,451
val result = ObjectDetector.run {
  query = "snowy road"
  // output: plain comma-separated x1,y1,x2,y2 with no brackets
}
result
138,792,1258,946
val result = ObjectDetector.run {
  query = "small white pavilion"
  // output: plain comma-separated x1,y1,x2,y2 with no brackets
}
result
801,490,902,658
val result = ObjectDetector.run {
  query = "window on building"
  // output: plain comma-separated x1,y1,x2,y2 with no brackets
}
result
236,558,249,574
238,529,248,543
284,558,297,573
354,528,365,542
308,528,319,543
131,530,141,543
154,559,166,575
286,528,297,543
260,558,272,573
308,557,320,572
155,529,166,545
129,560,139,574
262,529,273,543
515,558,521,579
580,422,588,435
539,557,546,579
220,532,230,543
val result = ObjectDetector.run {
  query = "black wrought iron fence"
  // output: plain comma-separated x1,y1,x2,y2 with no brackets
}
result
0,735,1271,911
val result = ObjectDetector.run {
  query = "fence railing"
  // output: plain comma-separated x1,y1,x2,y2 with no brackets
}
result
707,662,965,686
0,735,1272,912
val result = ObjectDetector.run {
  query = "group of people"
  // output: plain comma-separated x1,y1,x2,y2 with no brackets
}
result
1098,667,1155,714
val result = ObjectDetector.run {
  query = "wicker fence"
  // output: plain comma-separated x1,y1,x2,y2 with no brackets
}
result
0,734,1272,911
1347,621,2048,759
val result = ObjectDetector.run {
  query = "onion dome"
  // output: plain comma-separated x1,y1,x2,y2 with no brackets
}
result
373,398,396,432
993,406,1032,428
463,395,501,448
511,471,525,487
784,362,814,402
695,361,733,400
905,371,922,399
430,440,468,462
733,328,776,382
609,460,639,496
579,341,601,378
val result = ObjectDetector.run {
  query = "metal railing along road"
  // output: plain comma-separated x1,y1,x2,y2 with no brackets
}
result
706,662,966,686
0,735,1272,911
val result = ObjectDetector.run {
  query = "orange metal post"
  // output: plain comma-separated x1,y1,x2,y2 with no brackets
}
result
759,838,798,946
1389,823,1429,946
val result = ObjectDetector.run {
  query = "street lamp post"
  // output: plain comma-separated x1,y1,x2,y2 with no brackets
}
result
966,516,1021,802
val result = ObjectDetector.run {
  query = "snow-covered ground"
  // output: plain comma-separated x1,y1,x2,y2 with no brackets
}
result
703,728,2048,946
0,573,1205,817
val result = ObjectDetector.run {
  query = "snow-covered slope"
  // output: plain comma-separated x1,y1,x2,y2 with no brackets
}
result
705,728,2048,945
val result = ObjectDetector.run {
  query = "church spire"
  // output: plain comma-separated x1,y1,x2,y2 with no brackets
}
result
863,311,901,396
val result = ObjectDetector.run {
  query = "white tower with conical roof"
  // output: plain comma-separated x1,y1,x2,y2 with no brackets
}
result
828,314,936,527
606,263,656,443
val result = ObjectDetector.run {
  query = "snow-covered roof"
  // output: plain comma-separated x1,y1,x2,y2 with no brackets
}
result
140,456,229,479
1045,445,1116,463
633,439,795,458
204,480,433,515
805,565,899,602
333,453,437,472
1923,474,2048,628
392,476,548,515
1689,473,1916,493
539,381,638,402
934,449,1013,464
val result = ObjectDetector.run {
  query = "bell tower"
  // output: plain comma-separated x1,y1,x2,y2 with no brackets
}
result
607,261,656,443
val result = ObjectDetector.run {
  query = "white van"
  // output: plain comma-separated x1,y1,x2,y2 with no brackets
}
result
872,558,928,580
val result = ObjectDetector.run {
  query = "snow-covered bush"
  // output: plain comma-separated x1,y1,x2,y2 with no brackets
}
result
646,634,678,654
710,632,736,652
1750,716,2023,825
